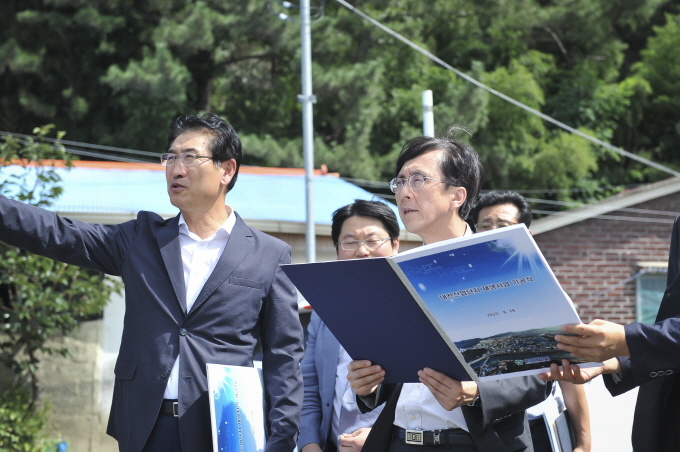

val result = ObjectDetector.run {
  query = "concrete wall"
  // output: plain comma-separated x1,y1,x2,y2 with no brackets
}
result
36,318,118,452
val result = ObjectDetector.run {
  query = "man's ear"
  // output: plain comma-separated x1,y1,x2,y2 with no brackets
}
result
392,237,400,254
221,159,237,187
449,186,467,212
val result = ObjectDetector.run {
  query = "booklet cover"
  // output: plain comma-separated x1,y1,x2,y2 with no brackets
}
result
282,225,599,383
207,364,266,452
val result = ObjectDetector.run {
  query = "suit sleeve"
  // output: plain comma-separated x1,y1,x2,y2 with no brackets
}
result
605,215,680,396
469,377,552,431
605,317,680,395
0,194,132,275
260,246,305,452
298,313,324,449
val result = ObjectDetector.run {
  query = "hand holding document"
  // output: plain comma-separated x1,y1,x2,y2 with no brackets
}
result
283,225,602,383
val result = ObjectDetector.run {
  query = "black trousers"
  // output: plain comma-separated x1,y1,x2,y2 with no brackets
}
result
529,418,552,452
142,413,182,452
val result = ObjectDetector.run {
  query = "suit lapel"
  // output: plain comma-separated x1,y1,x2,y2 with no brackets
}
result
157,215,187,313
188,213,253,315
320,325,341,394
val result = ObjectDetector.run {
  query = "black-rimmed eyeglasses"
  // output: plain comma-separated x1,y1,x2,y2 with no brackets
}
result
339,238,391,251
389,174,443,193
161,153,215,167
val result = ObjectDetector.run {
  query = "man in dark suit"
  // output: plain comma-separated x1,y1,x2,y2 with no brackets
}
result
348,134,551,452
542,215,680,450
0,113,304,452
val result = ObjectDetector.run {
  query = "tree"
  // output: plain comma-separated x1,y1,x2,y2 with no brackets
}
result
0,125,121,448
1,0,680,204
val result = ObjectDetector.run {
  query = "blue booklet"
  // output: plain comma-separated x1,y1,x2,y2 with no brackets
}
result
207,363,266,452
282,225,600,383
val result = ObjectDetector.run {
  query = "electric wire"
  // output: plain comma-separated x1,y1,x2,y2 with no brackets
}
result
334,0,680,178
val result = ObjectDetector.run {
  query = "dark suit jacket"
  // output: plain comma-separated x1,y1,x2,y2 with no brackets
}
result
0,195,304,452
359,377,550,452
604,215,680,450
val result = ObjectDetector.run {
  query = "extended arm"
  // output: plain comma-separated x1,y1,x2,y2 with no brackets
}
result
0,194,131,274
560,381,591,452
260,247,305,452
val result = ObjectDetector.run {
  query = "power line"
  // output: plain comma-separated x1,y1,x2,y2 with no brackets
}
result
525,198,679,217
531,209,675,224
1,131,159,157
343,175,644,195
1,131,157,163
343,177,678,220
334,0,680,179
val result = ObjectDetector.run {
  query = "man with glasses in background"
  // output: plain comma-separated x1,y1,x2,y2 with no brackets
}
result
471,191,591,452
0,113,303,452
347,134,551,452
299,200,400,452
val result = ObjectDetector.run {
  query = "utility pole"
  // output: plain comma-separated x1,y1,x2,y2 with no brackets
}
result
299,0,316,262
422,90,434,137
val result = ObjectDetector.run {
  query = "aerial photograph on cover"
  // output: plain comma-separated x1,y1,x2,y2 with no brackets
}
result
395,228,592,377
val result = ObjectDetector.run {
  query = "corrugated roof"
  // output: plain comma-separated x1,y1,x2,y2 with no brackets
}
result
531,176,680,235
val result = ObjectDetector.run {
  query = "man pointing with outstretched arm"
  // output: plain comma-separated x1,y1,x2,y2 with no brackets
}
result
0,113,303,452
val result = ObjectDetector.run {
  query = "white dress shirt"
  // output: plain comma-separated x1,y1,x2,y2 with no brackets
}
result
163,209,236,399
394,224,473,432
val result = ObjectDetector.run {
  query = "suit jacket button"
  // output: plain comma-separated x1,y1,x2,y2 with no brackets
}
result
180,328,187,336
161,370,169,378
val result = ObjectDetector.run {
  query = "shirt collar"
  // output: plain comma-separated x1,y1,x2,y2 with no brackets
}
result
178,206,236,240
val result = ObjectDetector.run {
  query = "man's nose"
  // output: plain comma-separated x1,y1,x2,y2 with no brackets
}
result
355,242,371,256
169,161,187,177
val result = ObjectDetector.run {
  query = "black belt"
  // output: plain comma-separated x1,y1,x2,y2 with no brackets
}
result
395,428,475,447
160,399,179,417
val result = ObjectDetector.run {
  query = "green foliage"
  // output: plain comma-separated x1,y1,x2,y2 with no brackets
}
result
631,13,680,166
0,386,62,452
1,0,680,204
0,126,122,412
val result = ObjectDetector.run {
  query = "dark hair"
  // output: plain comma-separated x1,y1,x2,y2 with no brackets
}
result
470,190,532,228
395,132,484,219
166,113,242,192
331,200,400,250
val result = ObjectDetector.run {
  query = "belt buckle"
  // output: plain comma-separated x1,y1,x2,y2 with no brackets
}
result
405,429,424,445
172,401,179,417
433,430,441,445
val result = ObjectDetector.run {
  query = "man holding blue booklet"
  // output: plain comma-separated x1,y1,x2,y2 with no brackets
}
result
347,132,552,452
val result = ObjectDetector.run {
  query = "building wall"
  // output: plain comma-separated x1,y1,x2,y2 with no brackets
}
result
534,193,680,324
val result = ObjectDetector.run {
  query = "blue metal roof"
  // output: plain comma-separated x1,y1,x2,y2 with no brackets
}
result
0,163,403,227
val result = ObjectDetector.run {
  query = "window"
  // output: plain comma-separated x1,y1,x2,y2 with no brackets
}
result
636,263,668,324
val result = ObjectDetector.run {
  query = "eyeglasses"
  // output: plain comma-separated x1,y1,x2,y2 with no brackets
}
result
389,174,443,193
475,221,518,232
338,238,391,251
161,153,215,167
